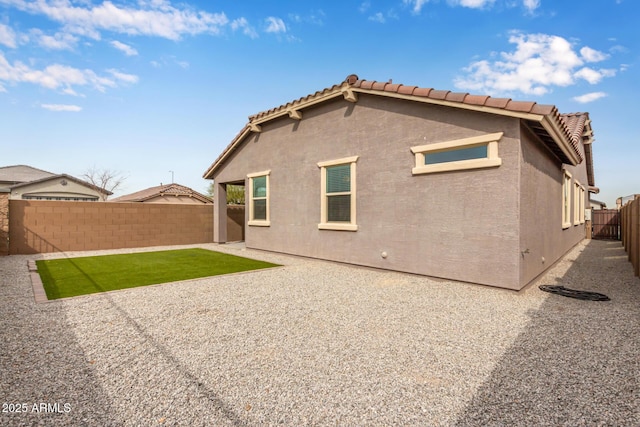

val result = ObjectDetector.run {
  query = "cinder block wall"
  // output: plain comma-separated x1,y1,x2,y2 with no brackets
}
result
8,200,217,255
0,193,9,256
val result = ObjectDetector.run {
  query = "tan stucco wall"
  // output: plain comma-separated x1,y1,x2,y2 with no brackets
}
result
9,178,103,200
214,95,527,288
517,124,589,285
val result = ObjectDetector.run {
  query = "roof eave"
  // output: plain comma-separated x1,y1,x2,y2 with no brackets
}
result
203,126,253,179
203,76,586,178
539,116,581,166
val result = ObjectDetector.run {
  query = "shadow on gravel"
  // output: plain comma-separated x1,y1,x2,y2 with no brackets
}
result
1,252,247,427
454,240,640,426
0,255,117,426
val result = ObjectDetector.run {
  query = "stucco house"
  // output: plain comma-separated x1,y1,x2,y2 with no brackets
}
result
204,74,596,290
0,165,111,201
112,183,212,204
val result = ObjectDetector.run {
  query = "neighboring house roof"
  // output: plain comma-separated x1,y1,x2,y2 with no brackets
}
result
203,74,594,183
0,165,56,185
112,183,212,203
9,174,112,196
590,198,607,208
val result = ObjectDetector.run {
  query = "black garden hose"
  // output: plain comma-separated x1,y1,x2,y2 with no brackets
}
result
539,285,610,301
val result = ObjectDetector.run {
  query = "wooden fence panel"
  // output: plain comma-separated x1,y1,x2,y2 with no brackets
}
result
620,196,640,278
592,209,621,240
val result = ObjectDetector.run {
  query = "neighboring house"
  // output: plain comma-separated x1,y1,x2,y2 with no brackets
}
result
590,199,607,210
0,165,110,201
204,74,596,290
112,183,212,204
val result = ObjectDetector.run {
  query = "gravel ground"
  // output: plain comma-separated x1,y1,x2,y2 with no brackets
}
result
1,240,638,426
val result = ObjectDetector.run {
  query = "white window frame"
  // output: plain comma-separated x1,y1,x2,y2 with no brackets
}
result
562,170,572,229
317,156,358,231
574,180,582,226
247,170,270,227
580,185,586,224
410,132,503,175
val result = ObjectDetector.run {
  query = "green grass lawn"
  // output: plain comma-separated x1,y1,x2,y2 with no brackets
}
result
36,248,280,300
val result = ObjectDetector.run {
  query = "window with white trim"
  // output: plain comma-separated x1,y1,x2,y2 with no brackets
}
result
411,132,503,175
247,170,270,226
317,156,358,231
562,170,572,229
579,185,586,224
574,181,582,226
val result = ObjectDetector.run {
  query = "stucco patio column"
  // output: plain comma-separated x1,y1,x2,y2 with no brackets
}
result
213,182,227,243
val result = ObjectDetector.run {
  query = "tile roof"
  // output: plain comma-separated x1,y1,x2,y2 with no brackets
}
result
0,165,56,184
205,74,592,179
9,173,113,196
112,183,212,203
561,112,595,187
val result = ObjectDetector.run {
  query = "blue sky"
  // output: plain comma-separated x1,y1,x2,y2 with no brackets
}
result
0,0,637,207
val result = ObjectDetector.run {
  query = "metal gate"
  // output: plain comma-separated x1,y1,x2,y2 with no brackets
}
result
592,209,621,240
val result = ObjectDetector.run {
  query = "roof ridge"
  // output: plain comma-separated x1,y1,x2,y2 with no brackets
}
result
0,164,57,174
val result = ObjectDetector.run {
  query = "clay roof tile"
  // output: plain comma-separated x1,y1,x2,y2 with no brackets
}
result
360,80,375,90
397,85,418,95
530,104,555,115
504,100,537,113
444,92,468,103
464,94,490,106
384,83,401,93
428,90,450,100
412,87,433,97
484,97,511,109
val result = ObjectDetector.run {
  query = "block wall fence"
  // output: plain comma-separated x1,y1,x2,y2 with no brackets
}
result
621,195,640,278
0,193,9,256
1,199,245,255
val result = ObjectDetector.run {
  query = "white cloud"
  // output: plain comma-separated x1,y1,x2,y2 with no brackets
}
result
107,69,139,84
148,55,189,69
572,92,607,104
448,0,496,8
287,10,324,26
523,0,540,13
574,66,616,84
231,17,258,39
369,12,386,23
580,46,608,62
403,0,430,14
454,32,616,96
265,17,286,34
41,103,82,112
0,0,229,41
406,0,535,13
0,23,17,48
0,51,137,93
111,40,138,56
31,29,79,50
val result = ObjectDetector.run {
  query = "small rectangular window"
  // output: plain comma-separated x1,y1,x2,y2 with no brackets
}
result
425,145,488,165
318,156,358,231
411,132,502,175
247,170,270,226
